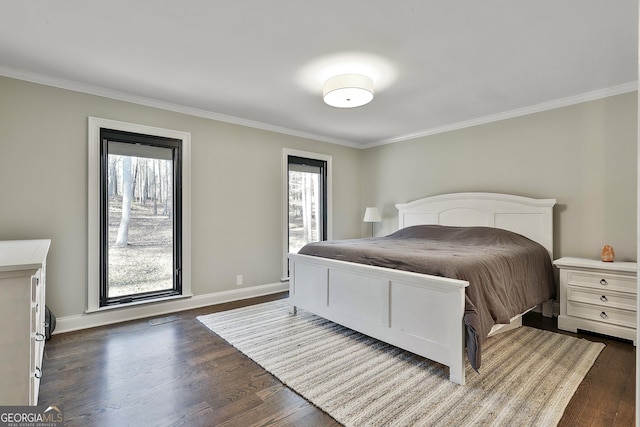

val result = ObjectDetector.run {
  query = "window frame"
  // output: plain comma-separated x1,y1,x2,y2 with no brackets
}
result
88,117,192,312
99,128,183,307
281,149,332,280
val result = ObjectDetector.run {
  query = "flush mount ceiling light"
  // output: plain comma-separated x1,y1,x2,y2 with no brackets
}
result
323,74,374,108
297,52,396,109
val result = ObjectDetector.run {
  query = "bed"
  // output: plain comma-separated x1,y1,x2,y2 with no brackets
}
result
287,192,556,385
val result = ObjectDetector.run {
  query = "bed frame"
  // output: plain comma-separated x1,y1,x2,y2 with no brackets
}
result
288,192,556,385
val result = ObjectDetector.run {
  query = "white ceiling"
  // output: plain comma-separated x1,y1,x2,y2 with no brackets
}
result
1,1,637,148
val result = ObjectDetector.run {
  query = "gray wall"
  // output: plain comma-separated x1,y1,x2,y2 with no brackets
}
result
361,92,638,261
0,76,362,319
1,75,637,323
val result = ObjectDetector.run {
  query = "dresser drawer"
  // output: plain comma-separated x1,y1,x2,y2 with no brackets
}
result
566,270,636,294
567,300,636,329
566,285,636,311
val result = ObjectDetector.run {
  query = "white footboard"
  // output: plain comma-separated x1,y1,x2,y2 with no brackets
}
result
288,253,469,385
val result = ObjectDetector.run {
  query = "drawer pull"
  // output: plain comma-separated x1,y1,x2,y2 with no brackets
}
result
35,332,45,342
34,367,42,379
600,311,608,319
600,279,608,286
600,295,608,303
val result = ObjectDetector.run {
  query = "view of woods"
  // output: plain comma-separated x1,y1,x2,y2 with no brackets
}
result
107,154,174,298
288,170,321,253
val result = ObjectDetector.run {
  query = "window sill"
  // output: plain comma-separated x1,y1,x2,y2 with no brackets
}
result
85,293,193,314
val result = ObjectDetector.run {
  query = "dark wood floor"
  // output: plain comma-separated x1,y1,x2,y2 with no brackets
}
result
524,312,635,427
39,293,635,426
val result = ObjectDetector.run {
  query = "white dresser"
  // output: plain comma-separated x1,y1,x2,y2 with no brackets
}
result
0,239,51,405
554,257,637,344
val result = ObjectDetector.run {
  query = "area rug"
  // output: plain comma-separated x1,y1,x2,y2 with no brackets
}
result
197,300,604,427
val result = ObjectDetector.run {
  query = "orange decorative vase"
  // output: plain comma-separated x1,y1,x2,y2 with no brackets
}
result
601,245,615,262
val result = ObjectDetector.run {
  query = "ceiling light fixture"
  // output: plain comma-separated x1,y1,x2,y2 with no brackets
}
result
323,74,374,108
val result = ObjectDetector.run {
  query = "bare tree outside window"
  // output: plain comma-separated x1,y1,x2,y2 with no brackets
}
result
287,156,326,255
288,170,320,253
107,153,174,298
113,155,132,248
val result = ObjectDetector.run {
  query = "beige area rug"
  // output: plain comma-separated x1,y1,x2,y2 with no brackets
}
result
197,299,604,427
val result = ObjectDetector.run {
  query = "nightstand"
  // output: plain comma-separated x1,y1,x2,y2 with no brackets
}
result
554,257,637,345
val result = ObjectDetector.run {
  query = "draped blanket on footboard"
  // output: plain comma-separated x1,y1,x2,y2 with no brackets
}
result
298,225,556,371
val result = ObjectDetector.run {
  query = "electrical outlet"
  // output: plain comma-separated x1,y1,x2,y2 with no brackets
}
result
236,275,243,286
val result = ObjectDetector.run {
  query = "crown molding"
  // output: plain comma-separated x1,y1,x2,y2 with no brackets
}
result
363,81,638,149
1,65,636,151
0,65,361,149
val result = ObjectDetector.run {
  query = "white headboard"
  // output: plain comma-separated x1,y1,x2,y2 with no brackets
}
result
396,193,556,258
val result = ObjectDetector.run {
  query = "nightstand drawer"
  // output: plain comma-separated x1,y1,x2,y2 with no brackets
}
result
566,271,636,294
567,300,636,329
567,286,636,311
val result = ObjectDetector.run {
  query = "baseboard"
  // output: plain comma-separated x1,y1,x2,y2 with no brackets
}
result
54,282,288,334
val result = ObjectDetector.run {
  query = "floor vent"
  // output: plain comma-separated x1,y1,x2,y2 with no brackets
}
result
148,315,179,326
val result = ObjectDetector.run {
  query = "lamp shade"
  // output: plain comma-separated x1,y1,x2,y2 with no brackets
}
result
323,74,374,108
363,207,381,223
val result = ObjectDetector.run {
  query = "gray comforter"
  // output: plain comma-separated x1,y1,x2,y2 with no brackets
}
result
298,225,556,371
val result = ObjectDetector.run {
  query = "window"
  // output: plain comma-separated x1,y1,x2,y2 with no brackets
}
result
282,149,332,279
288,156,326,253
88,118,191,311
100,129,182,306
